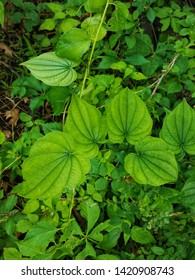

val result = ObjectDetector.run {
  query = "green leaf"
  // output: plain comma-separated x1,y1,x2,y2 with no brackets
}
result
47,86,70,116
84,0,107,13
65,94,106,158
0,130,5,144
124,136,178,186
151,246,165,255
24,221,56,246
96,254,120,260
0,1,4,28
15,132,90,198
60,18,80,32
76,241,96,260
17,221,57,257
47,3,64,13
0,195,17,214
22,199,39,214
106,88,153,144
180,178,195,209
99,227,121,249
81,14,107,41
146,7,156,23
39,18,56,31
160,99,195,154
131,226,155,244
21,52,77,87
56,28,91,62
80,198,100,234
3,248,22,260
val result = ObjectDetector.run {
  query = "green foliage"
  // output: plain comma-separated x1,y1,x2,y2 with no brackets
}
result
106,88,153,144
124,137,178,186
1,0,195,261
160,99,195,155
21,52,78,87
0,1,4,27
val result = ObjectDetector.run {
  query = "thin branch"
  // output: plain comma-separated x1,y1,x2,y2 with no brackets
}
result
150,54,179,97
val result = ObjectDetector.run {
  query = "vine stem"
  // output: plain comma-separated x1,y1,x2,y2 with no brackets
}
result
79,0,110,98
150,54,179,98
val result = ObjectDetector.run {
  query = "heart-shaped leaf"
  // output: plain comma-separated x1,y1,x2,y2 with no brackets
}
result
21,52,77,87
124,136,178,186
180,178,195,209
160,99,195,154
106,88,153,144
56,28,91,62
64,94,106,158
15,132,90,199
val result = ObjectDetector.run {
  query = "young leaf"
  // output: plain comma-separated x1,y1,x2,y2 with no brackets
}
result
64,94,106,158
131,226,155,244
124,136,178,186
15,132,90,199
160,99,195,155
56,28,91,62
21,52,77,87
80,198,100,234
106,88,153,144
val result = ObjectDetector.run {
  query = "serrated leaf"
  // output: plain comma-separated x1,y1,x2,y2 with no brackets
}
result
65,94,106,158
80,198,100,234
106,88,153,144
15,132,90,199
131,226,155,244
56,28,91,62
124,136,178,186
160,99,195,154
21,52,77,87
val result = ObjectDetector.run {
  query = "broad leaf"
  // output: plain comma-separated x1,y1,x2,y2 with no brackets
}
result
56,28,91,62
160,99,195,154
124,136,178,186
15,132,90,198
80,198,100,234
180,178,195,210
17,221,56,257
106,88,153,144
131,226,155,244
21,52,77,87
65,94,106,158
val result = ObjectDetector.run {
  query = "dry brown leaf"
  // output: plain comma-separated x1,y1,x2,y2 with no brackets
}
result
0,43,13,57
2,130,12,139
0,181,9,192
4,108,19,126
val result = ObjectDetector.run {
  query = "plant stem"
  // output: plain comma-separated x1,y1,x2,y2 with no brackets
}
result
80,0,110,97
150,54,179,98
